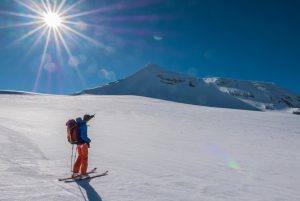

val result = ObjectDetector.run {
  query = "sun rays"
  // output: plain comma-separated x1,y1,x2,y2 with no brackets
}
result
9,0,101,52
0,0,108,91
0,0,168,93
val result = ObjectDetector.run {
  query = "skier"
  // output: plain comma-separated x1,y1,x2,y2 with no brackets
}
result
72,114,95,177
60,114,108,182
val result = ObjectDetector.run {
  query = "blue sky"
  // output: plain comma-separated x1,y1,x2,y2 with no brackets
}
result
0,0,299,94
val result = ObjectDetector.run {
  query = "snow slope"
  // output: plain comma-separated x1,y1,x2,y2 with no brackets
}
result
0,94,299,201
75,64,300,112
203,77,300,111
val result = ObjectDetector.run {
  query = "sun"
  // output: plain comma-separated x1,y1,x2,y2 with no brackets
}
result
43,12,62,28
0,0,103,91
0,0,164,92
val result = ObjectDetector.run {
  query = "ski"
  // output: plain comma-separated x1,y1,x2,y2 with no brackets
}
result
58,168,97,181
64,170,108,183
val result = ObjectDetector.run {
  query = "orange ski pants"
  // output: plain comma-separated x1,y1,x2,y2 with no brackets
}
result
73,143,88,175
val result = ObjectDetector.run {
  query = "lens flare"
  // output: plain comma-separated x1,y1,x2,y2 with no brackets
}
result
208,144,241,171
228,160,240,170
0,0,104,91
0,0,168,92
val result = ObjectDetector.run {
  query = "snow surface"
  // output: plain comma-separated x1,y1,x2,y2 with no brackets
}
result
0,94,300,201
75,64,300,113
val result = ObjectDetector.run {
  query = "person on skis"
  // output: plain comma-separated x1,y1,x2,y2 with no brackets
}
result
72,114,95,177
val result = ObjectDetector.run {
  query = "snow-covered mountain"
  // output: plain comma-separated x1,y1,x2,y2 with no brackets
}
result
0,94,300,200
75,64,300,112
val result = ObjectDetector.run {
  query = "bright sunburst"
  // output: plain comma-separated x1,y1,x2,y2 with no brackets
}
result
0,0,104,91
43,12,62,28
0,0,165,92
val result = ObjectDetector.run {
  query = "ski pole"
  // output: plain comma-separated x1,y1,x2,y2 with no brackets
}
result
73,146,78,170
71,144,74,172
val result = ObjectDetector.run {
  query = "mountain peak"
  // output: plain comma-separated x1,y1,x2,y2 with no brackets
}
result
138,64,170,74
75,64,300,112
143,63,166,70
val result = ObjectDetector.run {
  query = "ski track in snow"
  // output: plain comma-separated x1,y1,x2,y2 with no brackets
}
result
0,94,299,201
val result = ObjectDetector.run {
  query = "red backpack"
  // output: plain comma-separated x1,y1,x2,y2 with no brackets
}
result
66,119,80,144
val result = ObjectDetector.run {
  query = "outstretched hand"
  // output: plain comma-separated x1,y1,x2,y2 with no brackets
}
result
84,114,95,122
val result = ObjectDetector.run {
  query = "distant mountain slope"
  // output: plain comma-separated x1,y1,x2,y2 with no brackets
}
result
75,64,300,111
203,77,300,110
0,90,37,95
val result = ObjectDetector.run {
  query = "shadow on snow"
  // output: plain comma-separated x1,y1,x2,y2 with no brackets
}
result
76,178,103,201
